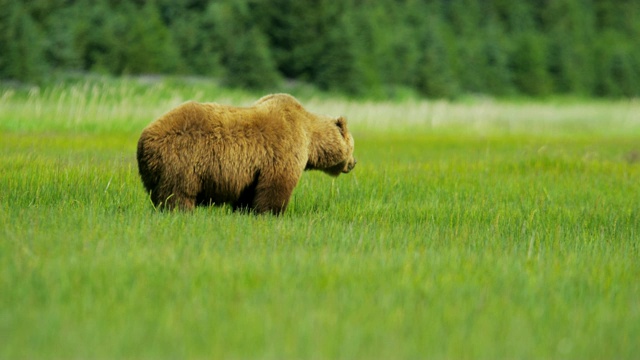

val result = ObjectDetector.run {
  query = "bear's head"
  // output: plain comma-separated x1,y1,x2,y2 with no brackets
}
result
309,116,357,177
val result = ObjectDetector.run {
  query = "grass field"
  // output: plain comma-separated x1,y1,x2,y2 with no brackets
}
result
1,77,639,359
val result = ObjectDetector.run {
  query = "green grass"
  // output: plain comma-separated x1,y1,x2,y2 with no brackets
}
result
1,77,639,359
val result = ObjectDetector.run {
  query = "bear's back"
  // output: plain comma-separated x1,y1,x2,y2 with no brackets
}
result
144,102,254,140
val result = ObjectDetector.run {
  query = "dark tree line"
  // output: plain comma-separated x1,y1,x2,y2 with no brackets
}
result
1,0,639,98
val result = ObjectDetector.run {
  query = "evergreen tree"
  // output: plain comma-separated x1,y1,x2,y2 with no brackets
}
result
169,9,222,76
73,1,181,75
257,0,328,81
415,9,459,98
41,5,82,71
594,30,639,97
2,0,640,98
317,1,384,96
0,0,46,81
120,1,182,74
208,0,280,89
593,0,640,97
446,0,487,94
544,0,597,95
315,8,370,96
480,15,513,96
380,7,421,90
510,32,551,96
75,0,129,74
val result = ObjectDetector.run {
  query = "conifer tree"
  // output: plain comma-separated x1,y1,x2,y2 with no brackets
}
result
0,1,46,81
169,10,222,76
2,0,640,98
415,10,459,98
121,2,182,74
595,30,639,97
511,32,551,96
256,0,325,80
209,0,280,89
314,2,382,96
544,0,597,95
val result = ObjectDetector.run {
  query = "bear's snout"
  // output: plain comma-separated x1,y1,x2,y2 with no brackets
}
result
343,158,357,173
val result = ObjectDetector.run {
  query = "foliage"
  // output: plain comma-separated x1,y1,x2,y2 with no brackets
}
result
0,0,46,82
208,1,280,89
1,0,640,97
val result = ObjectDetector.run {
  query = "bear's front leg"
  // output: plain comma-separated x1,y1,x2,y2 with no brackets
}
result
252,177,298,215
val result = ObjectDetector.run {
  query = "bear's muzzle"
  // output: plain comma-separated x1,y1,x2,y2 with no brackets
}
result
343,158,357,173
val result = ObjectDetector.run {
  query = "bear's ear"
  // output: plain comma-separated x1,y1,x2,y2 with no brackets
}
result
335,116,347,137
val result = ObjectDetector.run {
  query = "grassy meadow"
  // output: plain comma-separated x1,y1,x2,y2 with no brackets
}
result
1,77,639,359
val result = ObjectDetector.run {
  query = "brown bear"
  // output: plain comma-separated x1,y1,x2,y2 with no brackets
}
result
136,93,356,214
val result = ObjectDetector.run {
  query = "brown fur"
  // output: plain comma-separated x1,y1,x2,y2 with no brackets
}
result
136,93,356,214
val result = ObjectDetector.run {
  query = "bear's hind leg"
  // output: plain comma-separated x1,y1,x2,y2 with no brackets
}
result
167,193,196,211
152,176,198,211
151,188,195,211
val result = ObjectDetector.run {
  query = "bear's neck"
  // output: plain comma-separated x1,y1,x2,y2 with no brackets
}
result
306,131,346,170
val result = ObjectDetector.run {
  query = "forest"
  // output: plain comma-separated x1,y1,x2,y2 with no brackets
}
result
1,0,639,98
